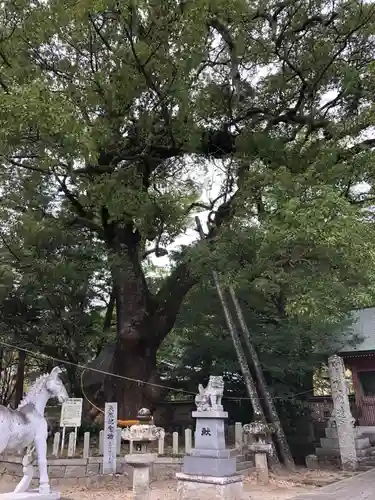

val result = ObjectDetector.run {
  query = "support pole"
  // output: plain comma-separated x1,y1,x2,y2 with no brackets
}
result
195,216,280,466
229,288,295,469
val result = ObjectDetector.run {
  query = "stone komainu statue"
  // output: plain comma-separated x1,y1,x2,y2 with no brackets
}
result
195,375,224,411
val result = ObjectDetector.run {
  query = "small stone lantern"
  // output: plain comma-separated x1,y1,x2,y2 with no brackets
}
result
243,420,274,484
123,408,164,500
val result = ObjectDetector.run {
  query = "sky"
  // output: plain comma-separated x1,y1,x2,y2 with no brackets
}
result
150,161,224,269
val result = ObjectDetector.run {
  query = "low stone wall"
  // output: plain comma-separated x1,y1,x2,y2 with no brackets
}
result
0,455,183,487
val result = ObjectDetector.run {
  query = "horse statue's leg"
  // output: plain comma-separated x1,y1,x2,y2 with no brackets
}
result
35,422,50,494
13,445,35,493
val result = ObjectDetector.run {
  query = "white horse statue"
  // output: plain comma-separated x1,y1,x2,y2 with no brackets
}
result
0,366,69,495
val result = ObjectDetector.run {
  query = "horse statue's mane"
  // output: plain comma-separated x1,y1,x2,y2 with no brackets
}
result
17,373,50,410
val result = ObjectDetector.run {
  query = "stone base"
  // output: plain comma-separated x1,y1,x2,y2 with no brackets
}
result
190,449,230,458
0,491,60,500
176,473,243,500
192,411,228,419
183,456,236,477
125,453,157,467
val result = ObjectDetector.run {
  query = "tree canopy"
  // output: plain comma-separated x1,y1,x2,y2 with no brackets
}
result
1,0,375,416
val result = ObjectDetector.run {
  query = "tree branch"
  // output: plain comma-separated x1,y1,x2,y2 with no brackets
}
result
338,138,375,161
185,191,230,216
151,189,239,345
4,157,52,174
88,13,113,52
208,15,240,116
53,174,103,235
152,258,197,348
143,246,168,259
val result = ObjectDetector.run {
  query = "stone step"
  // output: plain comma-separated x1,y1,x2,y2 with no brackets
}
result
320,437,371,450
358,462,375,470
358,432,375,446
357,459,375,471
325,428,338,439
325,427,367,439
316,445,375,458
316,455,375,471
354,455,375,471
358,455,375,465
236,461,254,472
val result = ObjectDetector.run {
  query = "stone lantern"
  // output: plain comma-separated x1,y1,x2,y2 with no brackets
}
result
243,420,274,484
123,408,164,500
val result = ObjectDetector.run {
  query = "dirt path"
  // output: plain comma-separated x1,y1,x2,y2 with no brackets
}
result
290,468,375,500
58,480,311,500
0,468,355,500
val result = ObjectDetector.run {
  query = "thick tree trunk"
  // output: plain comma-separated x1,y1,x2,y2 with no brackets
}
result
14,350,26,407
103,289,115,332
106,222,194,418
112,339,162,418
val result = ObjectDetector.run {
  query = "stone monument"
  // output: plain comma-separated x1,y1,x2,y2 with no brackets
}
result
102,402,118,474
0,366,69,500
176,375,243,500
327,354,357,471
123,408,164,500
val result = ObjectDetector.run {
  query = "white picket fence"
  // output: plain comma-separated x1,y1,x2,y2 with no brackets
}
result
51,422,246,458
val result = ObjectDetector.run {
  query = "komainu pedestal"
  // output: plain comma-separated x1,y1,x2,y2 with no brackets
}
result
177,376,243,500
177,473,243,500
183,410,236,476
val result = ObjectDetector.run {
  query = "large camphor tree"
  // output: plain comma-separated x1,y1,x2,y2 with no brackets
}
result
1,0,375,417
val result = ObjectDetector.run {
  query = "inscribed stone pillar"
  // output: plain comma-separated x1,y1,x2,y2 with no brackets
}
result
102,402,118,474
328,355,357,471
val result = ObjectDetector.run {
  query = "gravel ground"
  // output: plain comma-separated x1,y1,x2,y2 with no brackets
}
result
0,468,354,500
59,479,311,500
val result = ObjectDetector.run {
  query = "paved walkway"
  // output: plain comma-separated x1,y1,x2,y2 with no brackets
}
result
293,468,375,499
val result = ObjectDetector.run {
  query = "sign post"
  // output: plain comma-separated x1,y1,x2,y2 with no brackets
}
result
102,402,118,474
60,398,83,455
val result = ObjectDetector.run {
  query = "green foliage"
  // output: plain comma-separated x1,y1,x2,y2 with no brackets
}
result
159,280,348,396
158,279,352,455
1,0,374,253
189,176,375,324
1,0,375,414
0,192,110,393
